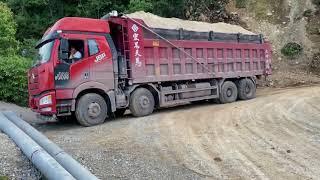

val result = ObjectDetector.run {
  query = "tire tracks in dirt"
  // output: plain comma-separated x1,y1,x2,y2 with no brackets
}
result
41,86,320,179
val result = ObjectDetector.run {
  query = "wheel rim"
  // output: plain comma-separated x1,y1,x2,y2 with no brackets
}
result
226,88,233,97
139,95,150,108
88,102,101,118
245,84,251,94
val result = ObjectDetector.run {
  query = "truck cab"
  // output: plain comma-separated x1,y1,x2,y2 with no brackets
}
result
28,17,118,121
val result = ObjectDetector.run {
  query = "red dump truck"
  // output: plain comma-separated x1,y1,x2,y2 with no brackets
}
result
28,12,272,126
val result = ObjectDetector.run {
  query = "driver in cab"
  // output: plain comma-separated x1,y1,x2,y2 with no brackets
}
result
69,46,82,60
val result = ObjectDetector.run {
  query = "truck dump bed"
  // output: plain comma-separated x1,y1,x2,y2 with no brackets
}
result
108,16,272,84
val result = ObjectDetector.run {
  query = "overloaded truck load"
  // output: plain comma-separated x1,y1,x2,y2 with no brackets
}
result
127,11,255,35
28,11,272,126
107,11,271,84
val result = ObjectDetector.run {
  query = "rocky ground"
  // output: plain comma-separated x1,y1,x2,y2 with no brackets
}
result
1,86,320,179
0,133,41,180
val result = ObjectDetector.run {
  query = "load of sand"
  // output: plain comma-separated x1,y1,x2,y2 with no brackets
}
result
126,11,255,35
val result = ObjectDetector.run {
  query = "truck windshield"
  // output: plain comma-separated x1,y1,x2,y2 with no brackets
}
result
34,40,54,66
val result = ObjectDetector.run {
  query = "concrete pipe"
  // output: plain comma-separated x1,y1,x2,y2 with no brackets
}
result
3,111,98,180
0,113,75,180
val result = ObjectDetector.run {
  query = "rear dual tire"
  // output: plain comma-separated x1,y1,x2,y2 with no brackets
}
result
219,79,256,104
238,78,256,100
129,88,155,117
219,81,238,104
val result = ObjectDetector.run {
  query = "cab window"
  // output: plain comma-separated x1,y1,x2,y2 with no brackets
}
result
59,39,85,64
34,40,54,66
68,40,84,60
88,39,99,56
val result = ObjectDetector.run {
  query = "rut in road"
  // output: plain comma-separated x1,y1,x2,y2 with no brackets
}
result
125,86,320,179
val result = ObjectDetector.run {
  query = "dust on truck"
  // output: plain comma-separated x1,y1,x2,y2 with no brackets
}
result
28,12,272,126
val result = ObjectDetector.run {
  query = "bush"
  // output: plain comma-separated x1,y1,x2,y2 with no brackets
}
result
19,38,38,59
303,9,313,17
128,0,153,13
314,0,320,7
0,2,18,55
0,55,32,106
281,42,303,57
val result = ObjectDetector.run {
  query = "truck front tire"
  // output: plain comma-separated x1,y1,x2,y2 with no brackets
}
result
219,81,238,104
238,78,256,100
75,93,108,126
129,88,155,117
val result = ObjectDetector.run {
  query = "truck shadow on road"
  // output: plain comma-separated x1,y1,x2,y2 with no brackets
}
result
33,100,223,131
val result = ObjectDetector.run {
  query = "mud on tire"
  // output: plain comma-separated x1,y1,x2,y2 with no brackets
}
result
129,88,155,117
238,78,256,100
75,93,108,127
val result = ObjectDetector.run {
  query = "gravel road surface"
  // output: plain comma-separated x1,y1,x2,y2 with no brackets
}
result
1,86,320,179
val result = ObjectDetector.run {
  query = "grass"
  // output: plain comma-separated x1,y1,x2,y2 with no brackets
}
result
0,176,9,180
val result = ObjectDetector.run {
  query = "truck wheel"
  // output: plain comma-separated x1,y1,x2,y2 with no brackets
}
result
129,88,155,117
219,81,238,104
238,78,256,100
75,93,108,126
114,108,126,117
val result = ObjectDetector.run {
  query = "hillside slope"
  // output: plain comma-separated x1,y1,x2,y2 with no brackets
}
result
227,0,320,87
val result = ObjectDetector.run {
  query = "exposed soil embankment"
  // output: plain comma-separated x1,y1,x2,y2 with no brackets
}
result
227,0,320,87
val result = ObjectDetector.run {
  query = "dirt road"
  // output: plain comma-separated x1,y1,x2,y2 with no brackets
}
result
1,86,320,179
34,86,319,179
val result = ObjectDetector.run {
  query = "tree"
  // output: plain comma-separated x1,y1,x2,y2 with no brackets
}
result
128,0,153,13
2,0,130,40
0,2,17,55
185,0,238,23
152,0,185,18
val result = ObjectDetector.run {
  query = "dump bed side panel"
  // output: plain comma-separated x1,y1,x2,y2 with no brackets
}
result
127,21,272,84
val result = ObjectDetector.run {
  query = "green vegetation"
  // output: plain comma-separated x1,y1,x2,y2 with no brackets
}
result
281,42,303,57
0,176,9,180
0,55,31,106
303,9,313,17
185,0,235,23
314,0,320,6
0,2,32,106
128,0,153,13
1,0,237,41
0,2,17,55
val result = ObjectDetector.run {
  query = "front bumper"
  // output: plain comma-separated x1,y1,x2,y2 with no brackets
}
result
29,91,57,115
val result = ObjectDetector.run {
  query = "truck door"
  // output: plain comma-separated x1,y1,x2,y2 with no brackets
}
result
55,33,114,90
55,33,89,89
88,35,114,89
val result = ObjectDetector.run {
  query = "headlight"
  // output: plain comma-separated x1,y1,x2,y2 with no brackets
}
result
39,95,52,105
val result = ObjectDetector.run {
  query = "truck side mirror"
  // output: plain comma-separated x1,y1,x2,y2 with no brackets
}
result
59,38,69,60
